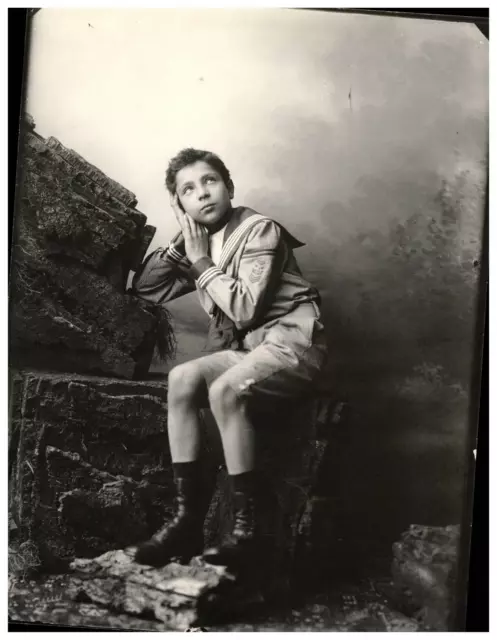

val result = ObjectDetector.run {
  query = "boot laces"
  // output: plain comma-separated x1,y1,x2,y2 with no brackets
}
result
232,495,255,538
152,494,191,541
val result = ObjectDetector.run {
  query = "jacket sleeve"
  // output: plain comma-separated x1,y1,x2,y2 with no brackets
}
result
189,219,285,330
130,231,196,304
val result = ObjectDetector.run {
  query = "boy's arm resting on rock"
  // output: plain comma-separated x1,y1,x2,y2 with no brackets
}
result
189,219,284,330
129,237,196,304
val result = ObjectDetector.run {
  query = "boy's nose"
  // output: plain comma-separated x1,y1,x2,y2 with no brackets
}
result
198,185,210,200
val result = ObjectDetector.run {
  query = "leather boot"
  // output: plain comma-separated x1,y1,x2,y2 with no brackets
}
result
134,476,205,567
202,488,258,569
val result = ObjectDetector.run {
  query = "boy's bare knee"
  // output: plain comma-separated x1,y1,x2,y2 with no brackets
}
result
209,379,243,421
168,363,203,406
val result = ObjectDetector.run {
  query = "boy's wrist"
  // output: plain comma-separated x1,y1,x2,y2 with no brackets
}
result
190,256,215,280
190,257,224,290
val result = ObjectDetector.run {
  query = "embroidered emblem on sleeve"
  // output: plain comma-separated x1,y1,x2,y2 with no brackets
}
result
249,257,269,283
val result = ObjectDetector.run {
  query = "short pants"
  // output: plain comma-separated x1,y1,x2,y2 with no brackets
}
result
178,303,328,407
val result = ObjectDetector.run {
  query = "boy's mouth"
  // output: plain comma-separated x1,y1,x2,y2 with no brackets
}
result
200,203,216,213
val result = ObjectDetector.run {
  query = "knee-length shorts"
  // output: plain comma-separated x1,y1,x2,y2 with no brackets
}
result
176,304,328,408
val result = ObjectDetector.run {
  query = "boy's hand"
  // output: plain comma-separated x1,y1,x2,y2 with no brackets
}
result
181,214,209,265
170,193,185,227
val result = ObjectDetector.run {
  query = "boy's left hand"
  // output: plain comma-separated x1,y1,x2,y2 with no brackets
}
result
181,214,209,264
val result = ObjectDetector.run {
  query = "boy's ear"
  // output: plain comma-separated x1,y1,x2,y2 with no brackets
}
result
227,180,235,199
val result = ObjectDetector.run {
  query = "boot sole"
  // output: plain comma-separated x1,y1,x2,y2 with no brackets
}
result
135,550,202,568
135,541,204,568
202,544,260,571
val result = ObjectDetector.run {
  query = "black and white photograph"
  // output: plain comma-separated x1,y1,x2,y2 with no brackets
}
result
8,8,488,632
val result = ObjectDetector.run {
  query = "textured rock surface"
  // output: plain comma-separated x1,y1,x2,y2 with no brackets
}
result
9,573,420,632
44,136,138,209
10,115,173,379
9,370,174,571
390,524,460,630
69,549,236,630
9,575,173,631
9,368,337,594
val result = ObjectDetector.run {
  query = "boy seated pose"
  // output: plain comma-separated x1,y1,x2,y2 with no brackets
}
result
130,148,328,569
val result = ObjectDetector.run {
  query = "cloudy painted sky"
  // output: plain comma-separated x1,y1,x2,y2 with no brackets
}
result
23,8,488,369
26,9,488,252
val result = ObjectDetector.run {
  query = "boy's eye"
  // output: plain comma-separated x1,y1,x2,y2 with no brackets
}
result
183,186,193,195
206,176,216,184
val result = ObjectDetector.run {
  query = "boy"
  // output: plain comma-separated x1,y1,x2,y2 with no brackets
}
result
130,148,327,569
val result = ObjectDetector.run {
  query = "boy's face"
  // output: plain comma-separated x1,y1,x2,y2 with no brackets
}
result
175,161,233,227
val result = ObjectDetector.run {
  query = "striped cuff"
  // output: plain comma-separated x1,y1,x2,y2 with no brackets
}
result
198,266,224,289
166,244,188,265
190,257,223,289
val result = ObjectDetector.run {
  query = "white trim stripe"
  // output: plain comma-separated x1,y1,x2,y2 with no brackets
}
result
244,249,277,258
218,215,265,269
218,214,268,270
168,246,185,262
197,266,223,288
200,270,223,289
166,247,182,265
197,266,217,286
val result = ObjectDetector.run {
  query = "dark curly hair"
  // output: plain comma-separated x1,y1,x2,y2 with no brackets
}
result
165,148,233,195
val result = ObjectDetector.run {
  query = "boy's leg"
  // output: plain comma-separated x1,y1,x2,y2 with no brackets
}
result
166,351,246,462
203,338,326,568
134,350,246,567
167,361,207,463
208,341,320,472
208,381,255,475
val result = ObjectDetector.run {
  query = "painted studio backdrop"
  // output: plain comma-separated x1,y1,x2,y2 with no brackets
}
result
25,9,487,581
